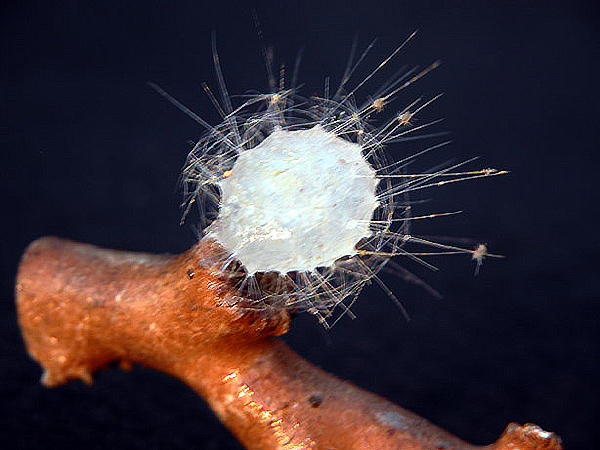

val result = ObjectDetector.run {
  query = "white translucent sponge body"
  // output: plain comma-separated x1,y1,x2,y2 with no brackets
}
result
169,37,503,325
208,126,380,274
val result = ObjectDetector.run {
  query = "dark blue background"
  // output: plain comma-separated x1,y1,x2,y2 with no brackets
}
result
2,1,599,448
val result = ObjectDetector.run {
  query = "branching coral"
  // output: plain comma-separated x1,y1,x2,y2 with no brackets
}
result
16,237,561,449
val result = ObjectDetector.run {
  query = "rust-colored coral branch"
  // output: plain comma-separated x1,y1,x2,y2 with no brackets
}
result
16,237,561,449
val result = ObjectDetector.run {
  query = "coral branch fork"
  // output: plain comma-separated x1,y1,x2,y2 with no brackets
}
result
16,237,561,449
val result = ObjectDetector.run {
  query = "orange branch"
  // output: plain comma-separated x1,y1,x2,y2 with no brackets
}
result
16,236,561,449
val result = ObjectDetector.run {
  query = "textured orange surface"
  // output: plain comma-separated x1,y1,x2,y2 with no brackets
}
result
16,237,561,449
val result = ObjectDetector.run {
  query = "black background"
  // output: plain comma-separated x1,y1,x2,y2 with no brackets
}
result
2,1,599,449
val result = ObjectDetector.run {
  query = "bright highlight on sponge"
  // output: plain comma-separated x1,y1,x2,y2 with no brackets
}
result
211,126,379,274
